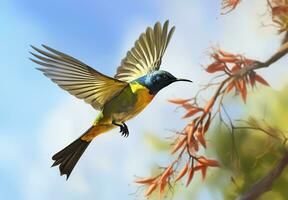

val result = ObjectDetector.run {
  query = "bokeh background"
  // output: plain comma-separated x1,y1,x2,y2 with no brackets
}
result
1,0,287,199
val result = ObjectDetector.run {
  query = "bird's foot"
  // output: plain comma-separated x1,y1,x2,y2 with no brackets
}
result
113,121,129,138
120,123,129,137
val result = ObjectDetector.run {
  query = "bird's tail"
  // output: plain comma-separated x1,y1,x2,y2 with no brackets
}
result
52,136,91,180
52,124,115,180
51,124,111,180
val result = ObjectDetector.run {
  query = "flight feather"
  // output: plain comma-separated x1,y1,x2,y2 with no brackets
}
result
114,20,175,82
30,45,128,110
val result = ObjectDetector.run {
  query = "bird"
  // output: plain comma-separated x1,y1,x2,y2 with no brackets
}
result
30,20,192,180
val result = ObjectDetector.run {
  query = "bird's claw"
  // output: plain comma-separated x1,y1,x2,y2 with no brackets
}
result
120,123,129,138
113,121,129,138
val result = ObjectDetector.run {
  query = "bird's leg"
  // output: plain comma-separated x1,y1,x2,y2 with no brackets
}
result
122,122,129,137
112,121,129,137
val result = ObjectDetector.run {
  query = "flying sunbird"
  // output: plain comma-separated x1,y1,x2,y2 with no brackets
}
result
30,20,192,179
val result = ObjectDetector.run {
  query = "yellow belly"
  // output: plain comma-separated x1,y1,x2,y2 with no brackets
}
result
82,83,154,141
129,83,154,117
99,82,154,124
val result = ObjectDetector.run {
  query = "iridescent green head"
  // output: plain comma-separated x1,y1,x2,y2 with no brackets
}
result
135,70,192,95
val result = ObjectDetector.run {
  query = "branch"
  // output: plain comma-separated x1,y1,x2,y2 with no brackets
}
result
235,41,288,78
236,150,288,200
266,41,288,66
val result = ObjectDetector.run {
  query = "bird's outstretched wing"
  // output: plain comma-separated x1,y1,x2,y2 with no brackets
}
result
114,20,175,82
30,45,128,110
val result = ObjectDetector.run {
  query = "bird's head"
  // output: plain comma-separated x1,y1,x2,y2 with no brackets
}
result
136,70,192,95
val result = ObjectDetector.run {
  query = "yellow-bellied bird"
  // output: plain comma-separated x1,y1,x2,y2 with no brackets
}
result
30,20,192,179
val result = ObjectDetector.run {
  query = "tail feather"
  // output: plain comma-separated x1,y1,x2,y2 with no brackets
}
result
52,127,93,180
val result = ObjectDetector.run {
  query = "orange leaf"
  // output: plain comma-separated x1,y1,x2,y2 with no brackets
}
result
168,98,191,104
204,98,215,113
193,164,204,171
191,136,199,152
171,135,187,154
193,164,207,180
219,56,238,63
186,119,197,141
200,166,207,181
196,129,206,148
182,108,202,118
206,160,220,167
145,183,157,197
222,0,241,10
159,179,167,198
186,166,195,187
175,162,189,182
234,80,242,92
186,122,195,144
249,71,256,88
272,6,288,16
160,165,173,182
198,157,220,167
198,157,207,164
218,49,235,57
238,79,244,90
240,80,247,103
182,103,194,111
135,177,157,184
206,62,225,73
255,74,270,86
225,80,235,94
188,134,199,155
203,113,211,134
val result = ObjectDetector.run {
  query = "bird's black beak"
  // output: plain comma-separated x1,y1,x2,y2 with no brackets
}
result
174,78,193,83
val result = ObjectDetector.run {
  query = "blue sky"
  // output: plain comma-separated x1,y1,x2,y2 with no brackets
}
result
1,0,287,199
